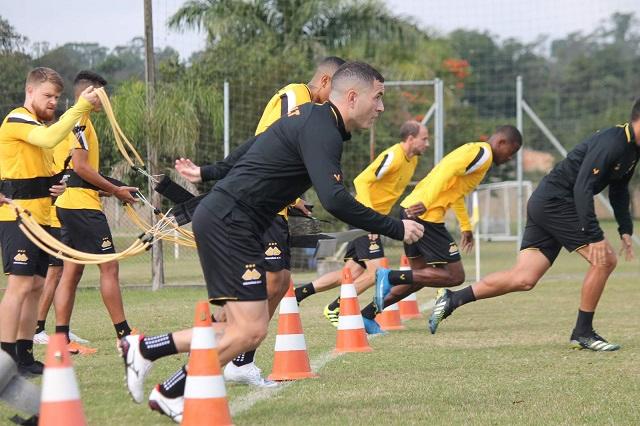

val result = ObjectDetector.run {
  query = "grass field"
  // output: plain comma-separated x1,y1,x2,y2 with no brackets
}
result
0,220,639,424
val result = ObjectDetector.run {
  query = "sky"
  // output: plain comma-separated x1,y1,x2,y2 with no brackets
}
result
1,0,636,60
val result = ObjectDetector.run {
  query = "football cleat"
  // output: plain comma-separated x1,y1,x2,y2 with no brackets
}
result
17,360,44,379
67,341,98,355
33,330,49,345
323,304,340,327
69,331,89,344
362,317,388,335
429,288,453,334
149,384,183,423
120,334,153,403
374,268,392,313
223,361,277,387
570,330,620,352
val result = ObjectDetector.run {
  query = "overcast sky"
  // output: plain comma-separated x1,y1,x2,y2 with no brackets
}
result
1,0,636,60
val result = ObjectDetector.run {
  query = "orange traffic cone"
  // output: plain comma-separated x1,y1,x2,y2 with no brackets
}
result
268,280,318,381
182,301,232,426
397,255,423,319
375,258,405,331
39,333,86,426
333,267,373,353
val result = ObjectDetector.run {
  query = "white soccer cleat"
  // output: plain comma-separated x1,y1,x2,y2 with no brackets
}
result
120,335,153,403
223,361,277,387
33,330,49,345
69,331,89,343
149,384,183,423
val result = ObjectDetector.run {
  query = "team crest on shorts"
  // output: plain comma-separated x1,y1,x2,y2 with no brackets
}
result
449,243,459,256
265,242,281,258
101,238,113,250
369,242,380,252
242,264,262,285
13,250,28,264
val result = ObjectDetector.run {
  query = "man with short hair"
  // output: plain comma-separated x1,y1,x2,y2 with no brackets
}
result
53,70,139,354
121,61,425,423
370,125,523,332
175,56,345,387
295,120,430,334
429,100,640,352
0,67,101,377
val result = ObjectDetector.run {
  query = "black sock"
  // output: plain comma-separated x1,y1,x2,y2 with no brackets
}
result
573,309,595,336
232,350,256,367
16,340,35,365
450,286,476,309
211,314,217,323
56,325,71,343
389,270,413,285
115,321,132,340
295,283,316,303
1,342,17,362
327,297,341,311
36,320,46,334
160,366,187,399
140,334,178,361
361,303,376,320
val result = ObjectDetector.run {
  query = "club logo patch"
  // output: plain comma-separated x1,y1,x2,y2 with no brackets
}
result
13,250,28,263
449,243,459,256
101,238,113,250
242,264,262,285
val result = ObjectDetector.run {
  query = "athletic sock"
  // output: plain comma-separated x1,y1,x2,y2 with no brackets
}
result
36,320,46,334
160,366,187,398
55,325,71,343
115,321,132,340
16,340,35,365
1,342,17,362
295,283,316,303
140,333,178,361
389,270,413,285
573,309,595,337
450,285,476,309
361,303,376,320
232,350,256,367
327,297,341,311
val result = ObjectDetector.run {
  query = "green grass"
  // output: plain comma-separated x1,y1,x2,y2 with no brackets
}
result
0,219,639,424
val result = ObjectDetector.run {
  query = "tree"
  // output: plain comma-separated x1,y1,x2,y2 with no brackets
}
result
0,16,31,118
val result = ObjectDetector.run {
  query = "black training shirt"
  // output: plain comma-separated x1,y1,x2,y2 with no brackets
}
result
199,101,405,240
534,123,639,243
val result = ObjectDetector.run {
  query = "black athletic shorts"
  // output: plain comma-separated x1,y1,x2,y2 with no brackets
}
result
262,215,291,272
192,203,268,305
343,229,385,269
0,221,49,277
49,226,63,267
400,209,461,264
520,193,589,265
57,207,116,255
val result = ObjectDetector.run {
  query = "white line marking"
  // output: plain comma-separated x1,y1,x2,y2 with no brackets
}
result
230,298,436,416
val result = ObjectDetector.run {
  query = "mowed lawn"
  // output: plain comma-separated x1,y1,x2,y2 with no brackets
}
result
0,272,639,425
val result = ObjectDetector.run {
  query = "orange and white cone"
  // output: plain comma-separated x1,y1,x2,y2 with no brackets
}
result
182,301,232,426
268,280,318,381
374,258,405,331
39,333,86,426
397,255,423,319
333,267,373,353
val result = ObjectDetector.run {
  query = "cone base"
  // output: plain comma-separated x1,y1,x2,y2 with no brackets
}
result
399,313,423,319
268,371,319,381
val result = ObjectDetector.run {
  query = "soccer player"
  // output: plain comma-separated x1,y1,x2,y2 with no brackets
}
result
120,61,425,422
0,67,101,377
294,120,430,333
429,99,640,351
175,56,345,387
371,125,523,331
53,71,139,354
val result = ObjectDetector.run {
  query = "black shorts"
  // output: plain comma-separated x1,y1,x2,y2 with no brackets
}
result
520,193,588,265
262,215,291,272
49,227,63,267
57,207,116,254
192,203,268,305
0,221,49,277
400,210,461,264
343,231,385,269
